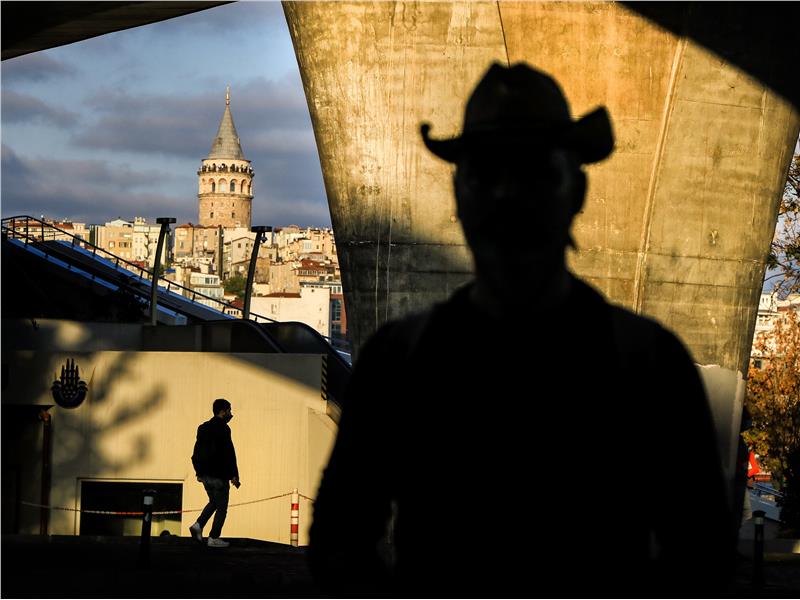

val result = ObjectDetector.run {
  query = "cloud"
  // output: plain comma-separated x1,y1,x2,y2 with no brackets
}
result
1,90,80,127
67,73,332,226
0,144,189,224
251,151,330,227
74,73,312,158
1,52,78,83
0,143,330,227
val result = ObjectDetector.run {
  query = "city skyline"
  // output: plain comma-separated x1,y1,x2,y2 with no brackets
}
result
1,2,331,228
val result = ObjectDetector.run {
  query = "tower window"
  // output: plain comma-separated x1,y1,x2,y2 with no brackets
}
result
230,181,236,193
211,182,216,192
231,212,235,218
210,212,214,218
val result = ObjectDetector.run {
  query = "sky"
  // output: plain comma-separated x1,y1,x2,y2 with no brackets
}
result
1,1,330,228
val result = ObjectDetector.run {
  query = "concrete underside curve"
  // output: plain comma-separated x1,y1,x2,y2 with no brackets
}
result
284,1,799,372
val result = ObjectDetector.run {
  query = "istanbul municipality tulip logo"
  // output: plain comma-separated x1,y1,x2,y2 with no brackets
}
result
51,359,88,409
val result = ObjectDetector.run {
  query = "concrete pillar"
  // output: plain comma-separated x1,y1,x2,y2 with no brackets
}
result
284,1,799,374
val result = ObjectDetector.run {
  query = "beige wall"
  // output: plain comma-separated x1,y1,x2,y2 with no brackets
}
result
93,225,134,261
3,350,336,545
250,287,331,336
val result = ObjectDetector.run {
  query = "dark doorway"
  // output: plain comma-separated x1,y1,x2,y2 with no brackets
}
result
1,405,48,534
79,481,182,536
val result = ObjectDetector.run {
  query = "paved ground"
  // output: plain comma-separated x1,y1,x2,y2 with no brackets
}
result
2,534,799,598
1,535,323,598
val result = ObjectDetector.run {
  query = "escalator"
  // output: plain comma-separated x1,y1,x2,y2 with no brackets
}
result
2,215,351,410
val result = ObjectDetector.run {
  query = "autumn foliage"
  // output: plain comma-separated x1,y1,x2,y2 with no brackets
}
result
766,150,800,297
745,308,800,531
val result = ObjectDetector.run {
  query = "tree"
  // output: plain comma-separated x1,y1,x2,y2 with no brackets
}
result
223,274,248,299
744,308,800,532
765,148,800,297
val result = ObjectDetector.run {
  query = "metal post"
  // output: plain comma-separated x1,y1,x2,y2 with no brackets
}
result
752,509,765,587
243,226,271,320
149,217,175,326
38,408,52,535
290,488,299,547
217,225,224,278
138,489,157,568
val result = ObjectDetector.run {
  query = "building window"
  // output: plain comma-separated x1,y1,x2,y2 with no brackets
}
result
753,359,763,369
210,212,214,218
230,181,235,193
231,212,235,218
211,182,216,192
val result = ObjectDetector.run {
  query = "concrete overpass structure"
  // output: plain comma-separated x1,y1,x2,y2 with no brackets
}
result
2,1,799,502
284,2,799,375
3,2,797,369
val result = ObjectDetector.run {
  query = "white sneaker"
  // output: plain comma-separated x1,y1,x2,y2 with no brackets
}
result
207,537,229,548
189,522,203,544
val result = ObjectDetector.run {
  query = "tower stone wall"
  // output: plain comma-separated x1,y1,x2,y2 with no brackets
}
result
198,158,253,228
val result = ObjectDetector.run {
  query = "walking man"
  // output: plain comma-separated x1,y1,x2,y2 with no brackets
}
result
189,398,240,548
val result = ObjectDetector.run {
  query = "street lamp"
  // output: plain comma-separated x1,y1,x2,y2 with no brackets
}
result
243,226,271,320
149,217,176,326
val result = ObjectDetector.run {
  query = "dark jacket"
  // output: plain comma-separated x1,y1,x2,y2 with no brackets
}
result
191,416,239,480
309,278,735,597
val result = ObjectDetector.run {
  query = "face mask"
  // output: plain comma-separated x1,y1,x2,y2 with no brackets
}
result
223,413,233,423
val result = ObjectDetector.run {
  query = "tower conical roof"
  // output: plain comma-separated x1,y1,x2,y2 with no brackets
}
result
207,87,245,160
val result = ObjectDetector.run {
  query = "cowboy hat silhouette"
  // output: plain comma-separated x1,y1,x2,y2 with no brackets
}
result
421,62,614,164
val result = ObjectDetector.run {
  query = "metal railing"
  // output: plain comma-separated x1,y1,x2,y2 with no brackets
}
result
2,215,352,353
751,481,784,501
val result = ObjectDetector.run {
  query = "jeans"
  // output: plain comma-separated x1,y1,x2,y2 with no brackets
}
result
197,477,230,539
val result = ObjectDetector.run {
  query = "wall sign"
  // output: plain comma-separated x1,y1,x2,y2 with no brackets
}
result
51,359,88,409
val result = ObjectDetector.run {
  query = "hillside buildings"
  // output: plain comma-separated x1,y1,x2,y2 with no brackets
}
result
750,292,800,367
89,217,166,267
53,89,348,344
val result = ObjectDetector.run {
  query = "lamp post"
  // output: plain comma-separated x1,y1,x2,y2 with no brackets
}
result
243,226,271,320
149,217,175,326
138,489,157,568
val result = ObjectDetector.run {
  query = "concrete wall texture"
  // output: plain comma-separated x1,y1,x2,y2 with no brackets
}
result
284,1,800,378
4,347,336,545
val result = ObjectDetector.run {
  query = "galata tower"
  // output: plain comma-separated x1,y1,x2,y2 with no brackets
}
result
197,87,254,229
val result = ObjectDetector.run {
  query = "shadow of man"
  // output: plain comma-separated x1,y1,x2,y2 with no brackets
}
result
309,62,736,598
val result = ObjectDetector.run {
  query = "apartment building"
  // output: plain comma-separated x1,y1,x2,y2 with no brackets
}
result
90,219,134,261
249,286,331,337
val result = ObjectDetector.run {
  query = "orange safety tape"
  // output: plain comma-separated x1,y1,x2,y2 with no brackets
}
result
19,490,308,516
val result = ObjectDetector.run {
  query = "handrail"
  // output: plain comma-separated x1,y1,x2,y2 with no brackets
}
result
2,215,251,319
2,215,352,353
752,482,784,499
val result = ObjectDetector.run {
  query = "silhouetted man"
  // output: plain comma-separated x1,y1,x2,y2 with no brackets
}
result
190,398,240,548
309,63,735,597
